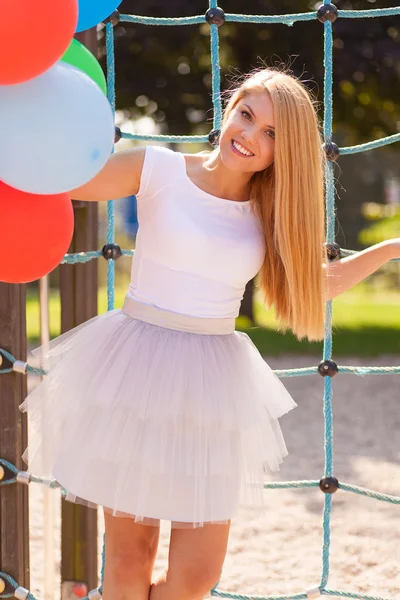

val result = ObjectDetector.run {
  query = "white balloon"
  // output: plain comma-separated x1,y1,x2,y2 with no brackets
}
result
0,62,115,194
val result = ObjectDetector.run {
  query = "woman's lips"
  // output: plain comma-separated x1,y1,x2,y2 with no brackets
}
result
231,139,254,157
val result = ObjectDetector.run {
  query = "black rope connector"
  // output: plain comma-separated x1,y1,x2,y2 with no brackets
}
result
325,242,341,262
114,127,122,144
103,10,120,26
208,129,221,147
323,141,339,162
102,244,122,261
318,360,339,378
319,477,339,493
317,4,338,23
205,7,225,26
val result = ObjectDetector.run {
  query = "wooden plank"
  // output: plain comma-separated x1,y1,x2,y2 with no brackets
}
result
0,283,30,590
59,26,100,595
59,201,99,593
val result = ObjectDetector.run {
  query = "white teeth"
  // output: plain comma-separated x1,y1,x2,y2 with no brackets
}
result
232,140,253,157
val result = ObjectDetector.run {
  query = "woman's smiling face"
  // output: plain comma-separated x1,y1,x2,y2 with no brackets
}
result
219,91,275,174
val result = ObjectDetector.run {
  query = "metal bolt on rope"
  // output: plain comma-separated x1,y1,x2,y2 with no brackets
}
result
102,244,122,261
12,360,27,375
325,242,341,262
318,360,338,377
14,587,30,600
319,477,339,493
317,4,338,23
114,127,122,144
323,141,339,162
88,589,102,600
208,129,221,147
16,471,30,485
205,7,225,26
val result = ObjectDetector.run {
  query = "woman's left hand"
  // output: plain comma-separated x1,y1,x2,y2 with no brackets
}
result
325,238,400,300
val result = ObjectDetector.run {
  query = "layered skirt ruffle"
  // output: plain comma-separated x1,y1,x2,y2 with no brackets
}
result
20,298,297,528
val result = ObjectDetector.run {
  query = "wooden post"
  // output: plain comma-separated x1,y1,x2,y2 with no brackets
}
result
0,283,30,591
59,27,99,597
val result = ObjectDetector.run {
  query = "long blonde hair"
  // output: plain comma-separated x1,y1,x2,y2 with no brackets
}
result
222,68,327,341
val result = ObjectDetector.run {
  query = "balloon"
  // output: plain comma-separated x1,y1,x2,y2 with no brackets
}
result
0,0,78,85
61,39,107,95
0,62,115,195
0,182,74,284
76,0,123,32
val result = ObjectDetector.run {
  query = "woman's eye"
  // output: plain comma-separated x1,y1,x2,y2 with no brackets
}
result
240,109,274,138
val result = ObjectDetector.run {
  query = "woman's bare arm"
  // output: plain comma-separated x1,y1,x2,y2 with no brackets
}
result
69,147,146,201
324,239,399,300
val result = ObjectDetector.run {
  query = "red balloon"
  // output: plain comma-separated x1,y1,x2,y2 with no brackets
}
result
0,182,74,283
0,0,78,85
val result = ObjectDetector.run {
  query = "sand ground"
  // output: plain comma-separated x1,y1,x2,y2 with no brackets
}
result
27,354,400,600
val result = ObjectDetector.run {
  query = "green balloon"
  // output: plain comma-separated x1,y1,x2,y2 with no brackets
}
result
61,39,107,95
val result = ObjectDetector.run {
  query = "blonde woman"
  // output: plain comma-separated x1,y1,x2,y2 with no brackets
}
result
20,68,400,600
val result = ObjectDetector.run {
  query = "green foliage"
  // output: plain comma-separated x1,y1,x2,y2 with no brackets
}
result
360,205,400,245
27,284,400,356
108,0,400,145
237,285,400,356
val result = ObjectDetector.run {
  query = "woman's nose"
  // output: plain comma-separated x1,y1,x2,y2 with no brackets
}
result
241,129,253,147
241,128,249,141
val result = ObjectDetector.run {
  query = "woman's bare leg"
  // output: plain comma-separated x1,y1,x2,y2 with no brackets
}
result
150,522,230,600
102,511,160,600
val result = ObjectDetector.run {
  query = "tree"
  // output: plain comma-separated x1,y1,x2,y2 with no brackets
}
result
105,0,400,144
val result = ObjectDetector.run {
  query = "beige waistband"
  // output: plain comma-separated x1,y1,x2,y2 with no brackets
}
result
122,296,235,335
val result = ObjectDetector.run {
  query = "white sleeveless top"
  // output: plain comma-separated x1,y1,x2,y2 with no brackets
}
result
127,145,266,319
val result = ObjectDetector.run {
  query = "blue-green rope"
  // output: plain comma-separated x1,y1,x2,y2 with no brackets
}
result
59,246,400,265
209,0,223,130
106,22,116,312
120,7,400,27
2,455,399,505
98,130,399,151
321,9,335,589
2,347,399,378
340,133,400,155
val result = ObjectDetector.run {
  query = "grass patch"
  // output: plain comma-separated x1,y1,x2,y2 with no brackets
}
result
26,284,400,357
236,285,400,356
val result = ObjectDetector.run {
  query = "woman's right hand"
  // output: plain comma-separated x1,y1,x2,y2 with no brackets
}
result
70,146,146,201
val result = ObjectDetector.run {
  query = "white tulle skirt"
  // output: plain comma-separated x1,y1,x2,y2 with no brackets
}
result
20,296,297,528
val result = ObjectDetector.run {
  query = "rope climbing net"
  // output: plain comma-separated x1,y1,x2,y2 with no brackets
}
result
1,2,400,599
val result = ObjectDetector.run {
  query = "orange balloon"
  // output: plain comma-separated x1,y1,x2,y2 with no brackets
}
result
0,182,74,283
0,0,78,84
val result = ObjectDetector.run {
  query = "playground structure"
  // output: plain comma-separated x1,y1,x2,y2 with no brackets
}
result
1,2,400,600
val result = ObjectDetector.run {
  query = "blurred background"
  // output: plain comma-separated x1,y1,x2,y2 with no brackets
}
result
27,0,400,356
